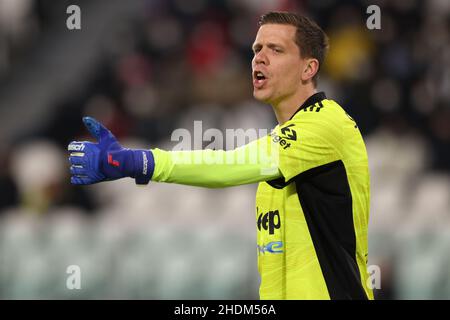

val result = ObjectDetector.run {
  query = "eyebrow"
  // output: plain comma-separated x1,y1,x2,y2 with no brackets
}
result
252,42,284,51
252,43,261,51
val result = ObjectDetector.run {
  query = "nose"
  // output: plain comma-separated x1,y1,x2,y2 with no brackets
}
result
253,50,268,66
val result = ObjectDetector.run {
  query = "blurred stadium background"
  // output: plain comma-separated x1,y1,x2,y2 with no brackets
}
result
0,0,449,299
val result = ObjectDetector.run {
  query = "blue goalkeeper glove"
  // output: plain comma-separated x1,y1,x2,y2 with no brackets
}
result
68,116,154,185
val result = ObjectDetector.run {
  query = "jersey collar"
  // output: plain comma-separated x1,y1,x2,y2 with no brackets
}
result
289,91,327,121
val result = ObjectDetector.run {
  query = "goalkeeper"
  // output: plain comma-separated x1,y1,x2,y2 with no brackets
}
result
68,12,373,300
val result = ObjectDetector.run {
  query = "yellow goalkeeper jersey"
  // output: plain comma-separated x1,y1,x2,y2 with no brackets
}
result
255,92,373,300
151,92,373,300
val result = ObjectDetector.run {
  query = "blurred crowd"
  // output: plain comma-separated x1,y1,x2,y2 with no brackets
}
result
0,0,449,299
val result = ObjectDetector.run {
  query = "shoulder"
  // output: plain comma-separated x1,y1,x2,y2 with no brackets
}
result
290,98,347,124
282,99,347,140
270,99,353,158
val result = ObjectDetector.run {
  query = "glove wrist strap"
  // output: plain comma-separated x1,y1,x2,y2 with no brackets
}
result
132,149,154,185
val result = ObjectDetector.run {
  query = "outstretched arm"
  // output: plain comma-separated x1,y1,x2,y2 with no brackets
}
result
151,139,281,188
68,117,281,187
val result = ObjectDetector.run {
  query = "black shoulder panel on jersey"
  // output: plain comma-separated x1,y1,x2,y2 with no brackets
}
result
289,91,326,120
294,160,368,300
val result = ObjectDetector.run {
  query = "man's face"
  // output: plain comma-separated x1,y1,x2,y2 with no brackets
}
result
252,24,305,105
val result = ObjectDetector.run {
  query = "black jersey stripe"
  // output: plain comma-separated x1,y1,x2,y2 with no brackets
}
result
293,160,368,300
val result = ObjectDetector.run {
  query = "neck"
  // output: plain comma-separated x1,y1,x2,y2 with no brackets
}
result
272,87,317,125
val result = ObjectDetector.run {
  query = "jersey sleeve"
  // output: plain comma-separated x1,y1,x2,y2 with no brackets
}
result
271,107,342,182
150,134,282,188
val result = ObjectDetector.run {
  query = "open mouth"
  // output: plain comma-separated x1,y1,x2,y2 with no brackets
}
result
253,70,267,88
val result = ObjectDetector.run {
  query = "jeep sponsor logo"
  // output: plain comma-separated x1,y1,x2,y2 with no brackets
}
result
269,124,297,149
257,209,281,235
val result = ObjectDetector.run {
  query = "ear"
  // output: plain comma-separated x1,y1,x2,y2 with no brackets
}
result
301,58,319,82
